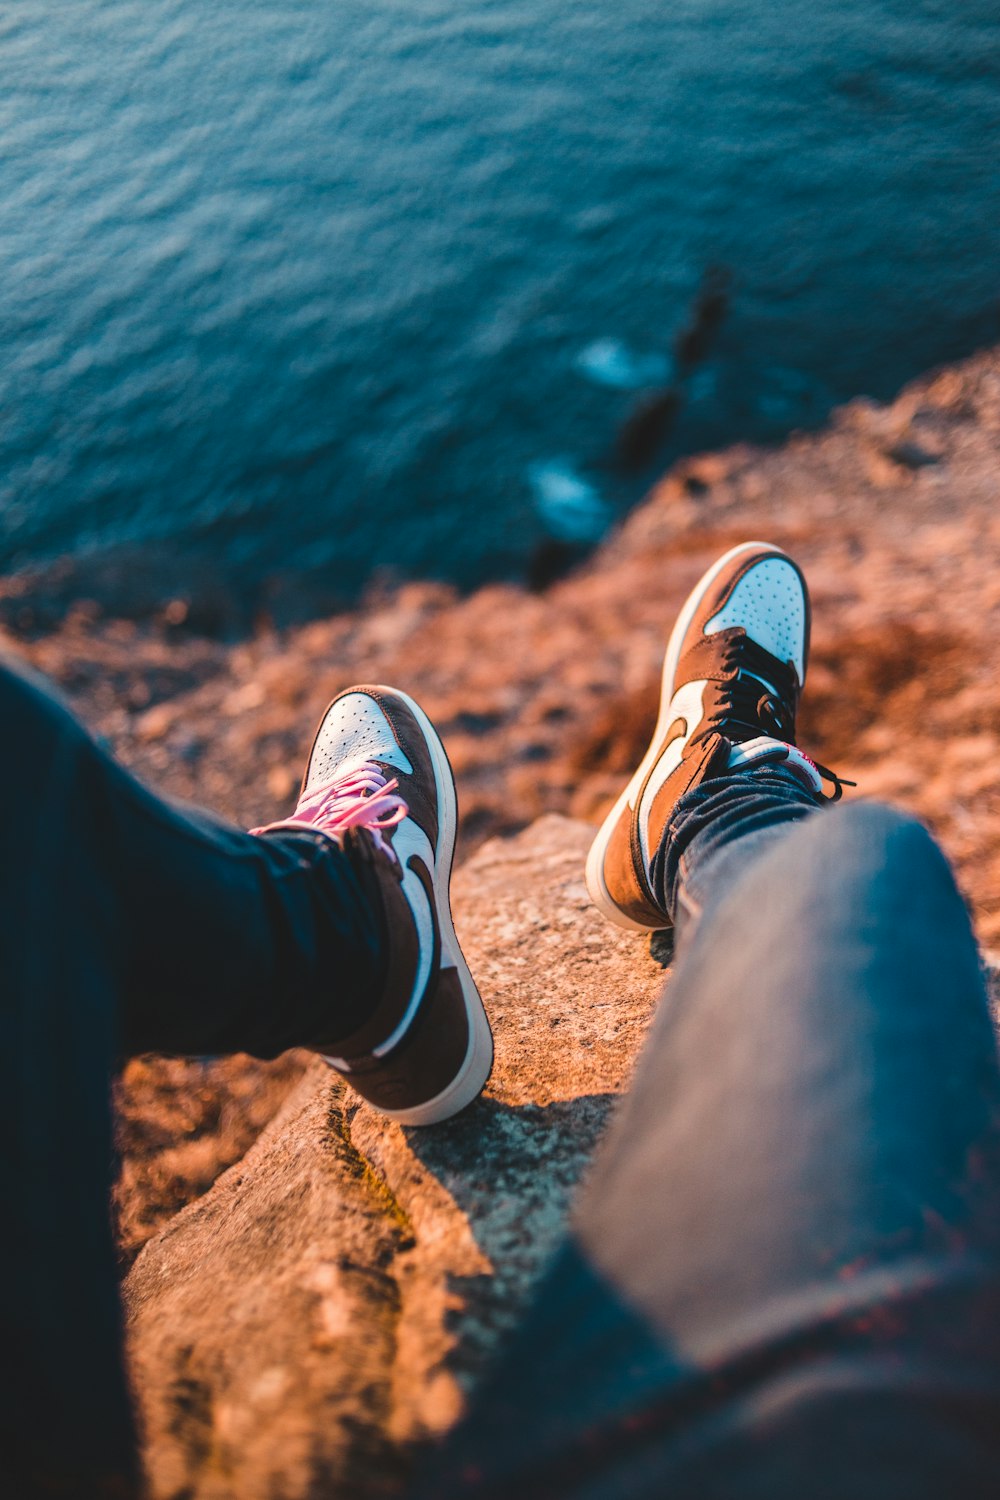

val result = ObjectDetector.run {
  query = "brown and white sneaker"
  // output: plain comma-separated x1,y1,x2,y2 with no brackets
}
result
256,685,493,1124
585,541,844,932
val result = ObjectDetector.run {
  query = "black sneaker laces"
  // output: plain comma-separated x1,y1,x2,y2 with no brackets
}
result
691,630,856,802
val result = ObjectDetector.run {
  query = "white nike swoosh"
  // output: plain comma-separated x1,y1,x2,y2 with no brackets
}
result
371,815,439,1058
636,679,707,870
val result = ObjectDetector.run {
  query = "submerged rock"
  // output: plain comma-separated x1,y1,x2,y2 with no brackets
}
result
575,337,673,392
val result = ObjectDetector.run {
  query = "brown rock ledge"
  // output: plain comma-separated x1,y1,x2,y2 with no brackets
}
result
125,815,669,1499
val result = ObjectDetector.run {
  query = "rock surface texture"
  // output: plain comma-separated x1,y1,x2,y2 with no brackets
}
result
125,816,669,1499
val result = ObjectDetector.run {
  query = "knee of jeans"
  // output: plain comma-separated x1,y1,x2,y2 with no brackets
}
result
788,800,971,939
822,801,945,879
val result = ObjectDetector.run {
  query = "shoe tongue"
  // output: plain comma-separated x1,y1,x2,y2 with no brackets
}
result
730,642,793,736
726,629,790,704
738,665,782,700
726,735,788,770
726,736,823,794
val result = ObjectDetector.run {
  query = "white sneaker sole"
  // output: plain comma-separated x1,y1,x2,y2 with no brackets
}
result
374,687,494,1126
584,541,786,933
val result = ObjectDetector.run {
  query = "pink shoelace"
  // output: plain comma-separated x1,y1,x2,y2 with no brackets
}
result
252,761,408,858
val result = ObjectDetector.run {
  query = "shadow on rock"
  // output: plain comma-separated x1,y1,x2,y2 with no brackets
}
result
405,1092,619,1383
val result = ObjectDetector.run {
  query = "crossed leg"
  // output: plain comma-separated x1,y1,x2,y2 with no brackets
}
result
421,803,1000,1498
0,657,388,1496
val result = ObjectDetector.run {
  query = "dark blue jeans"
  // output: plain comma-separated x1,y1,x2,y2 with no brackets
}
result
0,656,389,1497
419,768,1000,1498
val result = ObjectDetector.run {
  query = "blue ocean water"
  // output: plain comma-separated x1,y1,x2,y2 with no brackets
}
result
2,0,999,597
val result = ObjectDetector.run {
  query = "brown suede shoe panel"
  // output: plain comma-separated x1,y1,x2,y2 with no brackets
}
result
673,629,752,687
602,805,668,928
345,965,470,1113
642,732,729,863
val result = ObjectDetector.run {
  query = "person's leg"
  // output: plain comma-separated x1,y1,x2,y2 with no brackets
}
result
2,663,138,1496
0,655,491,1492
0,656,390,1494
0,653,489,1083
581,798,1000,1496
417,544,1000,1497
420,797,1000,1500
